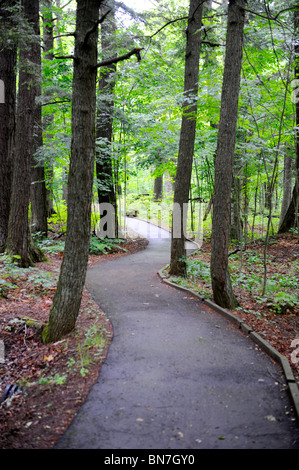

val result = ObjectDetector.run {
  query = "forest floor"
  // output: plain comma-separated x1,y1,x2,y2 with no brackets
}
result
0,235,148,449
0,230,298,449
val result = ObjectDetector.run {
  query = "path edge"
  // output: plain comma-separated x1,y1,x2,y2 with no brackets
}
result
158,268,299,422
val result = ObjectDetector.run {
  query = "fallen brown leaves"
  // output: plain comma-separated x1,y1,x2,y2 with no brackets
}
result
0,237,148,449
1,233,298,448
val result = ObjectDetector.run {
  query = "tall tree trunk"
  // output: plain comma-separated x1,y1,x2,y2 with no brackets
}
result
96,0,118,237
0,0,17,251
210,0,246,309
43,0,100,343
30,4,48,236
31,102,48,235
278,8,299,234
43,0,56,216
169,0,203,277
5,0,45,267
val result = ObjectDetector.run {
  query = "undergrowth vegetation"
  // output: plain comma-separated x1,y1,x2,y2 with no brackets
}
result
166,232,299,317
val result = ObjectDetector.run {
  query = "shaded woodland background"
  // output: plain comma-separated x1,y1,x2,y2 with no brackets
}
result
0,0,299,449
0,0,298,349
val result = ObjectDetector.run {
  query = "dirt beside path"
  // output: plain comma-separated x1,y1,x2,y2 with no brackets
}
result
0,238,148,449
0,231,298,449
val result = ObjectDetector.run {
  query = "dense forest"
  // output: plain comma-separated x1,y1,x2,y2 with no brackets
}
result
1,0,299,450
0,0,298,342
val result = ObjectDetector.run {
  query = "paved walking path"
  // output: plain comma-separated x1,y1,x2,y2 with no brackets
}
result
56,219,299,449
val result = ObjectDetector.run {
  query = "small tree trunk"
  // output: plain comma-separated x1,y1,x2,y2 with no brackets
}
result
251,164,260,241
31,103,48,236
242,163,249,246
230,174,243,243
154,175,163,201
210,0,246,309
43,0,100,343
30,8,48,236
169,0,203,277
154,158,164,201
43,0,56,216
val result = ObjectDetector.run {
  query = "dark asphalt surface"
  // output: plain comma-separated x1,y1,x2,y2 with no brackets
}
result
56,219,299,449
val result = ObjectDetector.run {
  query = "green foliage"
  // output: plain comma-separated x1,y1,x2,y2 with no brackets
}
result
89,236,127,255
76,324,107,378
0,248,58,298
6,0,296,314
38,373,67,386
33,0,298,254
186,259,210,284
0,254,26,297
269,292,299,314
35,237,65,255
27,270,57,290
48,205,68,234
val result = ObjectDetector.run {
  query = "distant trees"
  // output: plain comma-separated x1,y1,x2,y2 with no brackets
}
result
0,0,298,340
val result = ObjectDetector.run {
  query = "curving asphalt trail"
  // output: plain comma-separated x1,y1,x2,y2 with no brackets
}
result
56,218,299,449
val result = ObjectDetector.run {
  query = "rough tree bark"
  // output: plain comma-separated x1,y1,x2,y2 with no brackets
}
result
43,0,101,343
0,0,17,251
169,0,203,277
210,0,246,309
5,0,45,266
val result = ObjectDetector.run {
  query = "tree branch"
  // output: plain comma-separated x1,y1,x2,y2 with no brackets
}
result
41,99,71,107
244,5,298,23
273,6,299,20
95,47,144,68
61,0,73,9
202,40,222,48
149,16,188,40
53,32,75,40
53,54,75,60
83,8,111,45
